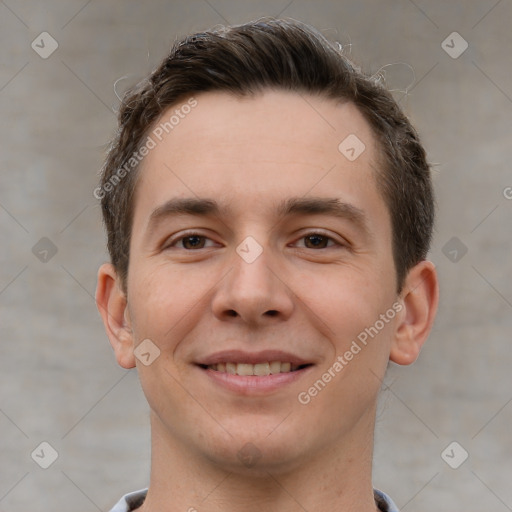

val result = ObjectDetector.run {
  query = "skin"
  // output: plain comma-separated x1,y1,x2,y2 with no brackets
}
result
96,90,438,512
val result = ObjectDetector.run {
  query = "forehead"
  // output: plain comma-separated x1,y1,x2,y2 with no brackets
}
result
133,89,388,232
149,90,376,171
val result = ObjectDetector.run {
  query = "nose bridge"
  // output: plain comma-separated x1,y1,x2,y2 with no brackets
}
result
212,235,293,323
231,237,277,299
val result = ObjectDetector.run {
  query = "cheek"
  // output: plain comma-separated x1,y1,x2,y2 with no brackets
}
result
127,263,189,341
127,260,220,353
297,264,394,339
294,265,398,396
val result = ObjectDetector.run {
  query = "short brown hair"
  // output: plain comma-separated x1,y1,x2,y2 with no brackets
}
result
99,17,434,294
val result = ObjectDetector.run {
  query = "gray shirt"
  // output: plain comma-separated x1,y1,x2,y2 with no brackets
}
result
109,488,400,511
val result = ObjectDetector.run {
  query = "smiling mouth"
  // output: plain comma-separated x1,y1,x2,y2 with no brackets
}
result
199,362,312,376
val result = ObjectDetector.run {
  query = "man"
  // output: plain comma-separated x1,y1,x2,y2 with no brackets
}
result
96,18,438,512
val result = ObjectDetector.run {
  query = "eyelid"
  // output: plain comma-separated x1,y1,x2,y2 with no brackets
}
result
291,229,347,248
161,229,348,251
162,230,219,249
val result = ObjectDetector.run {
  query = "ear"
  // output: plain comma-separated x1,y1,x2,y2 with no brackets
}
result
390,260,439,365
95,263,136,369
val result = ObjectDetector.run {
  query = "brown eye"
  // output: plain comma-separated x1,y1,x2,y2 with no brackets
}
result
164,231,219,251
180,235,206,249
303,234,331,249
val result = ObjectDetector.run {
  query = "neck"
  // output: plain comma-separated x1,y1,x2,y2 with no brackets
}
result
138,407,379,512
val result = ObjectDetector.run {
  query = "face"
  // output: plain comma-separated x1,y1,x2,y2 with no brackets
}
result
111,90,407,472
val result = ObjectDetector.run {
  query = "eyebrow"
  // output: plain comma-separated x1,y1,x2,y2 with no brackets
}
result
146,196,372,239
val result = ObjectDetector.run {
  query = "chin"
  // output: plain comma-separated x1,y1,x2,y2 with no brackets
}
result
200,423,311,476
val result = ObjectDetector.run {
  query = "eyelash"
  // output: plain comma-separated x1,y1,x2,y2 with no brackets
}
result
164,231,344,250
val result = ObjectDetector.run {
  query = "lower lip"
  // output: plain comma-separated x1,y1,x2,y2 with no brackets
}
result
198,366,313,395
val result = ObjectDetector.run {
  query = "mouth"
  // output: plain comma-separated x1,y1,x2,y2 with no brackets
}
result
194,351,314,395
199,361,312,375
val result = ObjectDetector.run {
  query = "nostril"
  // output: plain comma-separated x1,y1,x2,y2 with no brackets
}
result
265,310,279,317
227,310,238,317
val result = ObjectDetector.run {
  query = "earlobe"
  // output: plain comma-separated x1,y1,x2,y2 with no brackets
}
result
390,260,439,366
95,263,136,369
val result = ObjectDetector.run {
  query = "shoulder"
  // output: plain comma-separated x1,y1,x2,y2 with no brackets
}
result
374,488,400,512
109,488,148,512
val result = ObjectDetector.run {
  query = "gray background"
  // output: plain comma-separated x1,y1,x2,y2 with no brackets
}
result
1,0,511,510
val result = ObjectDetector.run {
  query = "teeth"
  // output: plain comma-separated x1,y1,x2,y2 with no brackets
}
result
237,363,253,376
280,362,291,373
269,361,281,374
254,362,270,376
207,361,302,376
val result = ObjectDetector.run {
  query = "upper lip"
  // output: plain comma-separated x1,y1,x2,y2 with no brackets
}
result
196,350,312,366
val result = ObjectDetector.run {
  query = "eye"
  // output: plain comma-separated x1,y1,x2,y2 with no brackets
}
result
294,232,341,249
165,232,217,250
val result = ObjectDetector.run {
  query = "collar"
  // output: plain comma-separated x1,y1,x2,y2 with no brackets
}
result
110,488,400,511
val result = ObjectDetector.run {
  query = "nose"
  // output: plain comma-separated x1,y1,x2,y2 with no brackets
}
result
211,243,294,326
